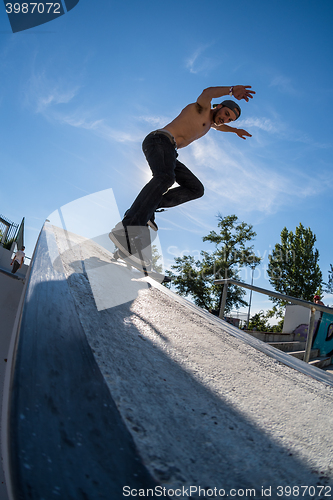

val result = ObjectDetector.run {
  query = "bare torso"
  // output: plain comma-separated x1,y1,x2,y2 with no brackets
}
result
162,103,213,149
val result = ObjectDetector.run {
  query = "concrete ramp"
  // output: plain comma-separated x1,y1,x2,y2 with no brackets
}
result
5,224,333,499
0,269,25,500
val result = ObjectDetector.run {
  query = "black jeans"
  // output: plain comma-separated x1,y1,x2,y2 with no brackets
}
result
11,260,20,274
122,132,204,227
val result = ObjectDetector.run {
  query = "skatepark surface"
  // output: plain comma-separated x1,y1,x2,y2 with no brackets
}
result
3,223,333,499
0,269,25,500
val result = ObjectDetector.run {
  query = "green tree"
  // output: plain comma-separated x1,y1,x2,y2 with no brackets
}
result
166,214,261,312
248,309,284,333
152,245,163,273
323,264,333,295
267,223,322,303
248,311,270,332
265,307,284,332
3,238,15,250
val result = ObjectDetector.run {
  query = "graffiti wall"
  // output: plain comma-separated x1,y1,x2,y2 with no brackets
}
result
283,305,333,356
313,312,333,356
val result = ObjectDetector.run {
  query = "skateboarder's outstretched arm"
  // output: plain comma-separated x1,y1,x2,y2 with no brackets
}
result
211,123,252,140
197,85,255,109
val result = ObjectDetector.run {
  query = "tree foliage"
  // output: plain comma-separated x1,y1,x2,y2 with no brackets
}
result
323,264,333,295
248,310,284,333
3,238,15,250
267,222,322,303
166,214,261,312
248,311,271,332
152,245,163,273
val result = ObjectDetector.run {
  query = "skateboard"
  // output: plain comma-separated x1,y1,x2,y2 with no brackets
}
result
112,248,171,284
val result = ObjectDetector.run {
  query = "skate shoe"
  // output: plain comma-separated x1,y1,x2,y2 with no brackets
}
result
147,214,158,232
109,223,151,266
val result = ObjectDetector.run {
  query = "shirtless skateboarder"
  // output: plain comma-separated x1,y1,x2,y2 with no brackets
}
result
110,85,255,265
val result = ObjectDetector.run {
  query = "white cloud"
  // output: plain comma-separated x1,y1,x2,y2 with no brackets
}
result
136,115,170,127
58,112,142,143
24,72,146,144
178,133,330,218
23,70,175,146
185,44,216,75
24,69,180,147
269,74,297,95
25,71,80,114
239,117,278,134
240,111,331,150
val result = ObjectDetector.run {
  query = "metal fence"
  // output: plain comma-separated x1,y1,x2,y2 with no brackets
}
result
0,214,19,246
214,278,333,363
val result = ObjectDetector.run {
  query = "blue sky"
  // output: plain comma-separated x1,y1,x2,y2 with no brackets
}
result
1,0,333,315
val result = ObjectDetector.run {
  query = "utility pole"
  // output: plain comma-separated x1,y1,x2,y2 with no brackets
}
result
246,264,256,329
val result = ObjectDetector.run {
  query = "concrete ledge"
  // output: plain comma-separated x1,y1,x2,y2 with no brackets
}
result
0,264,26,500
47,224,333,495
151,283,333,387
268,341,306,352
6,224,333,497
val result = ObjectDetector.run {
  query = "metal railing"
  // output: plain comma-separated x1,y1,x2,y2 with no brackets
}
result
214,278,333,363
0,214,19,246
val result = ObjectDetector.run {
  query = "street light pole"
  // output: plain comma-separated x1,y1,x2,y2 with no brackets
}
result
246,265,256,329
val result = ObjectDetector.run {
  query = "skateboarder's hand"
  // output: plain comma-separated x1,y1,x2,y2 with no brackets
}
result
233,85,255,102
236,128,252,140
